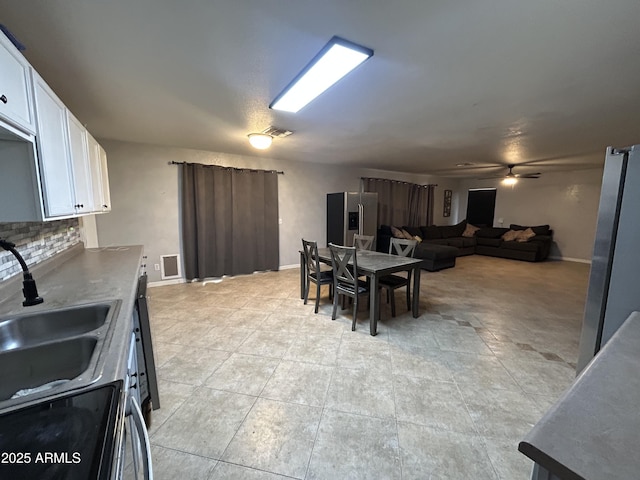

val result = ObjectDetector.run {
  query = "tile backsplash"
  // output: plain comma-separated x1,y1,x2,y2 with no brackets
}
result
0,219,81,281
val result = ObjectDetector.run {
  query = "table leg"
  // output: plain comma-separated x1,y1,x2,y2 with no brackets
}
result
300,251,306,299
370,273,380,336
412,265,420,317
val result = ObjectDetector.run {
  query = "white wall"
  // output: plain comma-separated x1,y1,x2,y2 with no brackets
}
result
457,168,603,261
95,140,456,282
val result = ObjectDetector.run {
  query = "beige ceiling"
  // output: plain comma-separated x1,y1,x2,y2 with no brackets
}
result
1,0,639,177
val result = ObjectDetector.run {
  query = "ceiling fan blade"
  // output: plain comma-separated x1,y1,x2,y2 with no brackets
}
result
515,173,541,178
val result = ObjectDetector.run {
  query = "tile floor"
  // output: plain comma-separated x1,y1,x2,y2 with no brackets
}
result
146,255,589,479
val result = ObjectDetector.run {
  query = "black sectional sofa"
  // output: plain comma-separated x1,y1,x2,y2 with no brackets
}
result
377,220,554,269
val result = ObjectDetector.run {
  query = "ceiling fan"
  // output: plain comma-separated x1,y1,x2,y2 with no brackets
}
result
480,164,541,183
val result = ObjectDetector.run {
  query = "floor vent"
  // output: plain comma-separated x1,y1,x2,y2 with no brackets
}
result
160,254,181,279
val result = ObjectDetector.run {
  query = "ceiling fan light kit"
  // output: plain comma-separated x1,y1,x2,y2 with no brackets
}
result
270,36,373,113
480,164,542,182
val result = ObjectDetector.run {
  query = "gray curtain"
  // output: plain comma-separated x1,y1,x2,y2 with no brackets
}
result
363,177,436,226
181,163,279,280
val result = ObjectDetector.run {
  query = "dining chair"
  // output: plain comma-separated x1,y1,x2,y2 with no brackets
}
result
302,239,334,313
353,234,374,251
329,243,370,331
379,238,418,317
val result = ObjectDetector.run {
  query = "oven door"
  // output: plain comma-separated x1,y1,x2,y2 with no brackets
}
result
135,274,160,424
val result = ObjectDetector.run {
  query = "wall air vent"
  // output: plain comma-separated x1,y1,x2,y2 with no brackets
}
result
262,126,293,138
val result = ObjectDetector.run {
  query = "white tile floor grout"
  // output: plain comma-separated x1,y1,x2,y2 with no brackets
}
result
145,255,589,479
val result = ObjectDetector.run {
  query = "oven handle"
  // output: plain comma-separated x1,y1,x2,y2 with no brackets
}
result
128,395,154,480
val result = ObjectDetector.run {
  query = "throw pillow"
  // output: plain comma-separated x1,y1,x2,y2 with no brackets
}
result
391,226,405,239
501,230,520,242
516,227,536,242
510,224,550,236
401,229,415,240
462,224,480,238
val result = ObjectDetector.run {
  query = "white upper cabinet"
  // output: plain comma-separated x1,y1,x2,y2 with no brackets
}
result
67,111,94,214
0,32,35,134
0,40,111,222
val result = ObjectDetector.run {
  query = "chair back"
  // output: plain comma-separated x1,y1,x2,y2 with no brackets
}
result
389,238,417,258
302,238,321,275
353,234,374,250
329,243,358,286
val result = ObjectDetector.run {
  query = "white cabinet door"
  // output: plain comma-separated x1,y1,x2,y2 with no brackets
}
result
87,133,111,213
32,73,76,217
67,111,93,213
0,33,35,133
98,145,111,212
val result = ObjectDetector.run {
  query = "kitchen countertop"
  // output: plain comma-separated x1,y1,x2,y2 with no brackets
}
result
0,245,144,403
518,311,640,480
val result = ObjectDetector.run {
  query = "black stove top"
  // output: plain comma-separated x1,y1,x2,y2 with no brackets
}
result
0,381,122,480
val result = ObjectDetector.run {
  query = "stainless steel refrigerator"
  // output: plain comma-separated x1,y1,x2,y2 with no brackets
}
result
327,192,378,248
577,145,640,372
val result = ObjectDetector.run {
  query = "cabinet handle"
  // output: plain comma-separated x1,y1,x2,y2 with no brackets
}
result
0,95,7,104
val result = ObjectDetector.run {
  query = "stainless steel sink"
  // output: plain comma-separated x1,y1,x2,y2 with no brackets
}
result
0,337,98,401
0,300,121,407
0,302,114,351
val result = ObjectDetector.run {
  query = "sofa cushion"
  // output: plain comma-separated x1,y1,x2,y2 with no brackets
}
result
529,235,552,244
462,223,480,237
501,240,540,252
420,225,442,240
501,230,520,242
476,227,509,238
476,237,503,247
510,224,551,236
438,220,467,239
402,226,423,238
445,237,466,248
461,237,477,247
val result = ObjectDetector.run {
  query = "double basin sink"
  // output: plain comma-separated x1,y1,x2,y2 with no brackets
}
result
0,300,121,407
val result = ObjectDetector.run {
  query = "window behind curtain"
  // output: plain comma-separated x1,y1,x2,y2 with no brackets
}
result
181,163,279,280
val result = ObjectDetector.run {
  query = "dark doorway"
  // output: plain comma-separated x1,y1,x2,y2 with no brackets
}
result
466,189,496,227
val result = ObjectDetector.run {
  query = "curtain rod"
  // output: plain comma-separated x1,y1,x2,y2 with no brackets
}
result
361,176,437,187
169,161,284,175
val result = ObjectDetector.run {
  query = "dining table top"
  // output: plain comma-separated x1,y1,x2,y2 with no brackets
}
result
315,247,422,274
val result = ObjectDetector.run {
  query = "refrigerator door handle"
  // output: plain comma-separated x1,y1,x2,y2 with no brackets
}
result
358,203,364,235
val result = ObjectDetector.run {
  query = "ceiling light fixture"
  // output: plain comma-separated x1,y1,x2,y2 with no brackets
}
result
270,36,374,113
502,176,518,186
247,133,273,149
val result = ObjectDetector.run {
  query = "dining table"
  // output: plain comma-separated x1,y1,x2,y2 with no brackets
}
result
299,247,423,336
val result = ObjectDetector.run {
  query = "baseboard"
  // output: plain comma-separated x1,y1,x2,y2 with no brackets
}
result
549,256,592,264
148,278,186,288
279,263,300,270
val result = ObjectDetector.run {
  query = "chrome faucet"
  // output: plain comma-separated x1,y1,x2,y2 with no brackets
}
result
0,238,44,306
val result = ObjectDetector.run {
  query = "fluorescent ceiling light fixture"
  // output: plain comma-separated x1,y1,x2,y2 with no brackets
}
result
248,133,273,149
270,36,373,113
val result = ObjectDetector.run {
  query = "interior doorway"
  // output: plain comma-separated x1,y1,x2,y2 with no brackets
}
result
466,188,496,227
